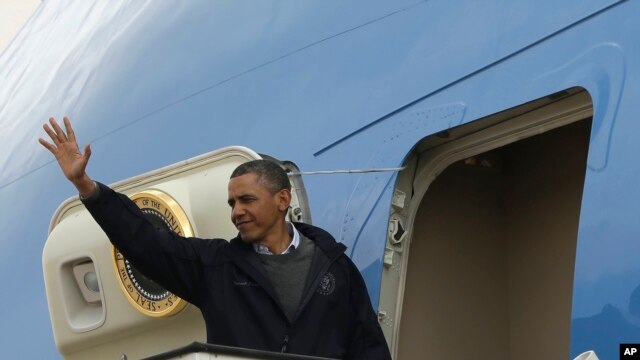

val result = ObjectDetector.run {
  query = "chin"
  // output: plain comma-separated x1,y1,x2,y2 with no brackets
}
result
239,233,259,243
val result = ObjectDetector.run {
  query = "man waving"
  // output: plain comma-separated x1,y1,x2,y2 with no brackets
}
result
40,117,391,359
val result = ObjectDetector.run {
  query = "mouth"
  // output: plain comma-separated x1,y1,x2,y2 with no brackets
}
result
235,219,252,229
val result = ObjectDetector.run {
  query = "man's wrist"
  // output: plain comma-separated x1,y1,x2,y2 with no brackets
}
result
74,175,96,199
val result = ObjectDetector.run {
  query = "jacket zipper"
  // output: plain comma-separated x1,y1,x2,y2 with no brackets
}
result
282,252,341,353
281,334,289,353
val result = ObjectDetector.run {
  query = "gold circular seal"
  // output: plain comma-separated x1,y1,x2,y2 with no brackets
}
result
112,190,193,317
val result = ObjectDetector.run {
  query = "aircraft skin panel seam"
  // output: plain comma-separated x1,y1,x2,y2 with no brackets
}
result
0,2,426,192
313,0,626,157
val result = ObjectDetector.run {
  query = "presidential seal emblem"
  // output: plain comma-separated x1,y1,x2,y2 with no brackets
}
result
112,190,193,317
317,272,336,296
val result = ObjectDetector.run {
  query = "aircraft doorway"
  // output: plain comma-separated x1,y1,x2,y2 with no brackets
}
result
380,89,593,360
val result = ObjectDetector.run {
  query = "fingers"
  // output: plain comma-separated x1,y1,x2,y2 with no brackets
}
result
43,122,60,146
38,137,56,154
43,116,75,147
63,117,77,143
83,144,92,162
49,117,68,143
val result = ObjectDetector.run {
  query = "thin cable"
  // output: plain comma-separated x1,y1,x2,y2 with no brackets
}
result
289,167,405,176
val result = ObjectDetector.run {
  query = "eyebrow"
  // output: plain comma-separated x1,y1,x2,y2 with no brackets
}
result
228,194,256,206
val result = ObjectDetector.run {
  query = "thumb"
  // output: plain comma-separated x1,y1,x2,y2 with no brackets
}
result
83,144,92,162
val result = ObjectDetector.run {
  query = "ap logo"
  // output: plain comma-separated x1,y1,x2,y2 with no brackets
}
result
621,344,640,358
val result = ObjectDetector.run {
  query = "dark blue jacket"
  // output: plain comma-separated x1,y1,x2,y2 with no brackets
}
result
83,182,391,359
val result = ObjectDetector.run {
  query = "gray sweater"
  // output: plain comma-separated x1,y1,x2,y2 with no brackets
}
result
257,235,315,322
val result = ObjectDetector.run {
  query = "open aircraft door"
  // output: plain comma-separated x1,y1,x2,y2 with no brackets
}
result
42,146,312,360
378,89,598,360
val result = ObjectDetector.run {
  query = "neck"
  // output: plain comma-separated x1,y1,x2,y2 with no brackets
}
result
259,221,292,254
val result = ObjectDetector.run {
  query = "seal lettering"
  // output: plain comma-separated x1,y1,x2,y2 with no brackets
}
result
112,190,193,317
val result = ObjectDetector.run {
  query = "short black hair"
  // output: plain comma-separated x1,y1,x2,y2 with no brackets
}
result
230,159,291,194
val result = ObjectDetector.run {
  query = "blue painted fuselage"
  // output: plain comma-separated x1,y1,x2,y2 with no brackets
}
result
0,1,637,358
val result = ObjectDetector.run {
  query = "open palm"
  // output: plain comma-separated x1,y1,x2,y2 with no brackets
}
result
39,117,91,183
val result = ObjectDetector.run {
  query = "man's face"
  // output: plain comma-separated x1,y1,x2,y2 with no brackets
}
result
228,173,290,243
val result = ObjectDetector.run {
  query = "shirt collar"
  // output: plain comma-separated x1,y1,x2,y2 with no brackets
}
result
253,222,300,255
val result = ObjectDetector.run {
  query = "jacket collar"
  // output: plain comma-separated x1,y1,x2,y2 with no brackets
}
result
291,222,346,259
228,222,346,259
225,222,347,289
225,222,347,324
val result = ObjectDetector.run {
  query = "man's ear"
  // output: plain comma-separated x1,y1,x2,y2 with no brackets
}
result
277,189,292,212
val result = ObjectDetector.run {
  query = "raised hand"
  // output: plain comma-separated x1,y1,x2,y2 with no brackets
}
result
39,117,96,197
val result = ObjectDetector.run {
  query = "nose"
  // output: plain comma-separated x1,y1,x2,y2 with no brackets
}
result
231,203,245,222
